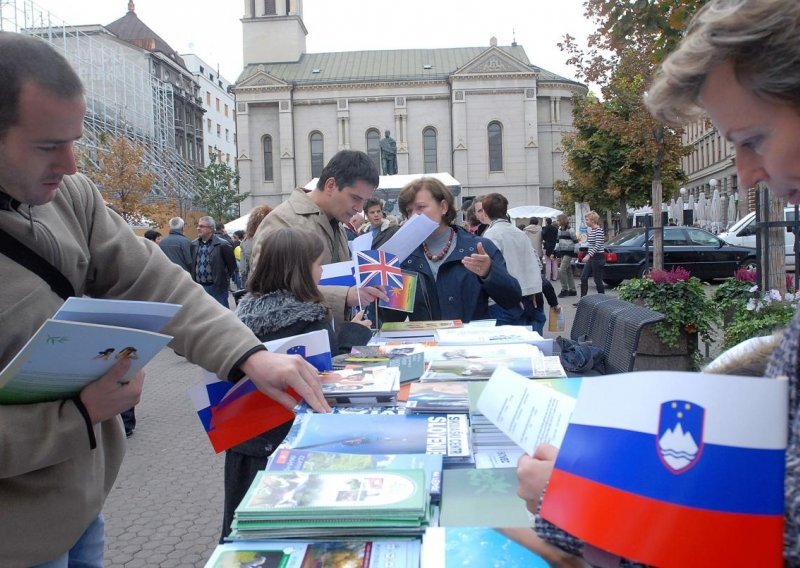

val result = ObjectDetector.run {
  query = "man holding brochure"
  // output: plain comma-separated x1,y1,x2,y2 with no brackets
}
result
0,32,329,567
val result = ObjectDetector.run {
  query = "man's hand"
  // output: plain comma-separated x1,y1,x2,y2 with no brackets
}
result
517,443,559,514
346,285,389,307
80,358,144,424
241,350,331,413
462,241,492,278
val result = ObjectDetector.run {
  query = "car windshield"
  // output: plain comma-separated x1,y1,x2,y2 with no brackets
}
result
606,229,644,246
726,213,754,234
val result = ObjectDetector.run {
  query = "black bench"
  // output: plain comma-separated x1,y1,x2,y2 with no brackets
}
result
571,295,665,374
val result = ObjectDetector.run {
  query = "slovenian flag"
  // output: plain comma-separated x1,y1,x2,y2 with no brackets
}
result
188,372,297,454
380,270,418,312
318,261,356,288
541,371,787,567
264,328,333,372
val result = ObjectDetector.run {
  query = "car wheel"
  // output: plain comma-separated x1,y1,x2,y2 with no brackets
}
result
603,279,622,288
739,258,758,272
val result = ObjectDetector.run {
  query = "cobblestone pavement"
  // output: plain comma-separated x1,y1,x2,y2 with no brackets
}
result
103,349,223,568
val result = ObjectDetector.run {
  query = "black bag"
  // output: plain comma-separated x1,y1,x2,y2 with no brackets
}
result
556,335,605,375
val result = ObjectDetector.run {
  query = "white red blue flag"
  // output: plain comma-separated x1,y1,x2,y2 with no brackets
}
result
541,371,787,567
356,249,403,288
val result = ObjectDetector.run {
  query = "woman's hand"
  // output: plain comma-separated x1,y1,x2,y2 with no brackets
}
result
517,443,559,514
462,241,492,278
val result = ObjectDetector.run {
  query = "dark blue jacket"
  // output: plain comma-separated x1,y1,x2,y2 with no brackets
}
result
159,229,192,272
389,226,522,322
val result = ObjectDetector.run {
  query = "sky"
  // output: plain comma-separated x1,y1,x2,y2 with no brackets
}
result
25,0,595,87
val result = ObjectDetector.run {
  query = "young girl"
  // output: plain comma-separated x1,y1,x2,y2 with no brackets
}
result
220,227,371,540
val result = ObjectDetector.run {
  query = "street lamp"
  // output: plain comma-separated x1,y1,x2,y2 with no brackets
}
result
679,187,687,196
709,178,718,190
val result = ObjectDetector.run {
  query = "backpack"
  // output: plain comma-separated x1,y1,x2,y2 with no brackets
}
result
556,335,605,375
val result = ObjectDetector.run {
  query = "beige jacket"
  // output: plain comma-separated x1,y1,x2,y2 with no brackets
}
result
251,187,350,325
0,174,262,566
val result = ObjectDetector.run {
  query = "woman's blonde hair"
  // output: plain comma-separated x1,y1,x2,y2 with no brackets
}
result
646,0,800,126
585,210,601,225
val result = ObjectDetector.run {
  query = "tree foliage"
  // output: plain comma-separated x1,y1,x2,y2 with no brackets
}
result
194,154,248,223
557,0,703,259
86,136,172,228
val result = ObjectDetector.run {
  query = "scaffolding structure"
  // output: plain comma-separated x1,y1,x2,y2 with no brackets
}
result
0,0,198,215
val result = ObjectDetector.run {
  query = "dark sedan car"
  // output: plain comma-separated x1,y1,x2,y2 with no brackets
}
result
591,226,757,286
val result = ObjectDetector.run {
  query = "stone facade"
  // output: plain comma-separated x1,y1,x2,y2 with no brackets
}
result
236,0,587,211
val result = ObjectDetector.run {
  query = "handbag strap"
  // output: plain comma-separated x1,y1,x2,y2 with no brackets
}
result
0,226,75,300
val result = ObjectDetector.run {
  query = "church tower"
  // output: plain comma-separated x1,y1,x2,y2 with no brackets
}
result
243,0,307,65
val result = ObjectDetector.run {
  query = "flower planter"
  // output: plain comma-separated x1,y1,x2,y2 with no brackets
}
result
633,325,698,372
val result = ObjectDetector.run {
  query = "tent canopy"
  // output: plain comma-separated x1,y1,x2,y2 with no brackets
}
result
304,172,462,198
507,205,563,219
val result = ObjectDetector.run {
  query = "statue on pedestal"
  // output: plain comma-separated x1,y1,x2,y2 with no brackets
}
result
379,129,398,175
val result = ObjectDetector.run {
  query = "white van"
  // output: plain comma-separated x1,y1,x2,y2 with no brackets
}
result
718,207,798,270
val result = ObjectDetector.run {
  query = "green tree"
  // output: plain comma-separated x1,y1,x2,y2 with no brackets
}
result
194,154,248,222
559,0,702,263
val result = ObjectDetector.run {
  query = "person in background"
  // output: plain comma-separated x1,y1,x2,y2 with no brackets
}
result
240,204,272,287
481,192,544,329
541,217,559,281
223,227,371,540
159,216,192,272
471,196,490,236
192,215,237,308
215,222,233,246
579,211,605,298
382,178,521,323
362,196,398,248
517,0,799,563
143,229,161,244
523,217,544,264
231,230,245,290
555,214,579,298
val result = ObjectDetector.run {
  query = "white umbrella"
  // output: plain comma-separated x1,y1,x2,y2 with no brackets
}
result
507,205,563,219
709,189,721,233
676,195,685,225
727,195,738,229
695,192,707,227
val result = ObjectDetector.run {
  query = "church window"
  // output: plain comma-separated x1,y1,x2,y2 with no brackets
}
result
423,127,438,173
366,129,381,172
263,135,273,181
264,0,276,15
310,132,324,178
488,121,503,172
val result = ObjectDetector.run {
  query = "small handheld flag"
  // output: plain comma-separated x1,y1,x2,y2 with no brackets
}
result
356,249,403,288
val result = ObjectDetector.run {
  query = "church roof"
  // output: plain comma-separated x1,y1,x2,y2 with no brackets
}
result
238,45,582,87
105,3,187,69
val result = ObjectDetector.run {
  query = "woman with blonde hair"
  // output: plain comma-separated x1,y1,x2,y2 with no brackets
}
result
579,210,605,297
516,1,800,564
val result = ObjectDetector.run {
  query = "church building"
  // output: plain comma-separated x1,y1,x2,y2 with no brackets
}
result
235,0,587,211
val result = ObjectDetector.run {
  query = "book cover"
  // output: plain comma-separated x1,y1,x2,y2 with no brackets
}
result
266,448,443,501
52,297,180,333
281,412,472,460
320,366,399,397
205,539,421,568
421,527,549,568
420,356,534,381
439,468,533,528
0,319,171,404
237,469,427,516
406,381,470,413
379,320,462,339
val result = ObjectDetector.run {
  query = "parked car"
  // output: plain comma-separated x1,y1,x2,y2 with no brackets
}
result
593,226,757,287
717,206,799,270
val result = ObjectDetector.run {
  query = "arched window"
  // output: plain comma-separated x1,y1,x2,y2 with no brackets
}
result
262,135,273,181
366,129,381,172
423,127,437,173
488,121,503,172
310,131,324,178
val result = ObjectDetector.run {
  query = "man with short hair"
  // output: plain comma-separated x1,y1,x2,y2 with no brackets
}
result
363,196,398,248
192,215,236,308
0,32,329,567
471,196,489,236
252,150,388,325
481,193,544,330
159,216,192,272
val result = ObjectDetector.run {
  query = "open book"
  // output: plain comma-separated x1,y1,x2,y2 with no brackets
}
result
0,297,180,404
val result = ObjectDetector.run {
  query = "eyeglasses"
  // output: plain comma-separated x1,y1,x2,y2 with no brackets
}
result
197,224,212,229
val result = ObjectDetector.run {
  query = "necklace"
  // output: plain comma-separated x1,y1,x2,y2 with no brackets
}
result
423,227,455,261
